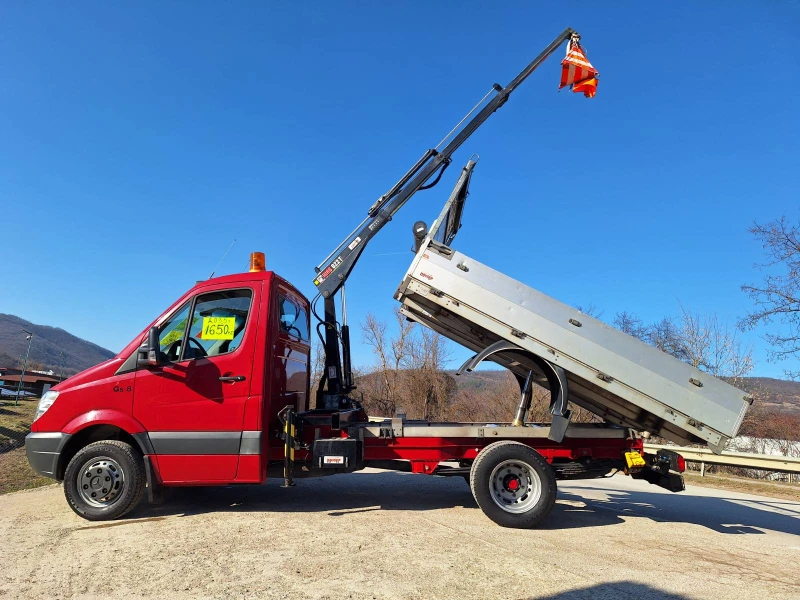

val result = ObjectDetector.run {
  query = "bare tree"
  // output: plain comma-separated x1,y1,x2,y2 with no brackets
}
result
613,311,648,342
613,307,754,383
310,341,325,399
449,371,544,423
741,216,800,378
647,317,686,360
405,327,454,420
360,310,415,417
576,303,604,319
359,308,457,420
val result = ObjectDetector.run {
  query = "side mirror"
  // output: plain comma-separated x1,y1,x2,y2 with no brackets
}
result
137,326,162,367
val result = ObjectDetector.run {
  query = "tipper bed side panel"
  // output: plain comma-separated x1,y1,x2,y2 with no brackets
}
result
396,249,750,451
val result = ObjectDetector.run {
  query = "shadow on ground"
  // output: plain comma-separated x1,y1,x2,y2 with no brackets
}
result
555,485,800,535
121,470,800,536
529,581,689,599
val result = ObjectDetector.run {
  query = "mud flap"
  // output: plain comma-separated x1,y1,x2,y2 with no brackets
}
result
144,455,164,505
631,469,685,492
548,412,572,444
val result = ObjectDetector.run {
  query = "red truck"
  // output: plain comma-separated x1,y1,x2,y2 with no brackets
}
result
26,29,703,527
27,262,673,527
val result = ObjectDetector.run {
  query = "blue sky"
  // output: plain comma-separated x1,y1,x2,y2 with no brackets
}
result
2,3,798,377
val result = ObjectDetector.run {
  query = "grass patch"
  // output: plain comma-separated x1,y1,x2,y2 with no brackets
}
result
0,398,39,447
685,472,800,502
0,398,52,494
0,447,53,494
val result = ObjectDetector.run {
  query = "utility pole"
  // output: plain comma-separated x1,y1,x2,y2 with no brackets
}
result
59,351,66,382
15,329,33,407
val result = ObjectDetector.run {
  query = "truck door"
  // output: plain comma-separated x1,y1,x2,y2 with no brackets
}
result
133,284,259,483
265,289,310,437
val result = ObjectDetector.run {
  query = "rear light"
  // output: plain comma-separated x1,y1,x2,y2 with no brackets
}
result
249,252,266,272
676,454,686,473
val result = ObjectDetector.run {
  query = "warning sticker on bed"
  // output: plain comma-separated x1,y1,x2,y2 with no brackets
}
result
201,317,235,340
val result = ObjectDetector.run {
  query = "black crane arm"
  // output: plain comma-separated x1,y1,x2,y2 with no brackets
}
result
313,26,577,300
312,27,580,408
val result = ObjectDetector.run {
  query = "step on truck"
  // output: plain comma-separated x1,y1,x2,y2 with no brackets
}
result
27,29,750,527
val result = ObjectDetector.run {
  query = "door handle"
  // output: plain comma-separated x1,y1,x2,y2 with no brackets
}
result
219,375,246,382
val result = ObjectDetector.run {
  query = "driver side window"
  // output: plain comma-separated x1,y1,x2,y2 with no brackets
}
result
157,289,253,362
185,289,252,359
158,302,192,362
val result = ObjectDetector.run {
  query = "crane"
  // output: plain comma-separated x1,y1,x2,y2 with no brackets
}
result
312,27,590,409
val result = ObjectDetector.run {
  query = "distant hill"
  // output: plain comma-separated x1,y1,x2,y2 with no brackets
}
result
736,377,800,415
449,370,800,415
0,314,115,375
451,369,510,392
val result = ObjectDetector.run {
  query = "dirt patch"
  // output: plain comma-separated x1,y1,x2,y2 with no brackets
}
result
1,471,798,600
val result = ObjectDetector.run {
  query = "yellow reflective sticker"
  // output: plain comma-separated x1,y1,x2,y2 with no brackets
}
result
160,329,183,346
202,316,235,340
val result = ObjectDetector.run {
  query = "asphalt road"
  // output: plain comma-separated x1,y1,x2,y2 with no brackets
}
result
1,469,798,599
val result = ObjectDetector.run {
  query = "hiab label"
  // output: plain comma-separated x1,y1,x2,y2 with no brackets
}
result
323,456,345,465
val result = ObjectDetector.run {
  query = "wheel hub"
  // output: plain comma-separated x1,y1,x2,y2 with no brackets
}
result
504,475,521,491
488,459,542,514
77,457,125,508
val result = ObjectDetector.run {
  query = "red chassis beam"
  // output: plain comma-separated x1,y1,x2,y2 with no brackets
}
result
361,436,642,465
271,425,643,476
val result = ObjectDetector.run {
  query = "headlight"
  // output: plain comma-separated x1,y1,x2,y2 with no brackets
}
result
34,390,59,421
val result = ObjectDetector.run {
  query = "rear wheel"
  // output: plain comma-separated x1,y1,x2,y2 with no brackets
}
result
64,440,145,521
470,441,556,528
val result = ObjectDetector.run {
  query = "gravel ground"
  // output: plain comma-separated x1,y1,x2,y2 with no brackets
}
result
1,469,798,600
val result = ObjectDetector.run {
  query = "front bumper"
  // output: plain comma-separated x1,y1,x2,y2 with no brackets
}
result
25,432,71,480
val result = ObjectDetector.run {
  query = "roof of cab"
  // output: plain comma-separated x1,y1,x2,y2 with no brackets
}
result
202,270,274,286
199,270,309,305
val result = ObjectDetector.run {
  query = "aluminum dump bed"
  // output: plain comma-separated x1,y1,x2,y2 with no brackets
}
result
394,165,751,453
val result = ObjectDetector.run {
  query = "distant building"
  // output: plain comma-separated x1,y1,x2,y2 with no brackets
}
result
0,367,61,397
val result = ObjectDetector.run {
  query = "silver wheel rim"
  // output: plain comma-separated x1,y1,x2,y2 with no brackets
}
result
76,456,125,508
488,459,542,514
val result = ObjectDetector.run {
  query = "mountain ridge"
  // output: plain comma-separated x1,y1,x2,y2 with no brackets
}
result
0,313,115,375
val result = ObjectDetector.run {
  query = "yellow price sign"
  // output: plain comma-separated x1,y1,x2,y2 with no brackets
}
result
202,317,235,340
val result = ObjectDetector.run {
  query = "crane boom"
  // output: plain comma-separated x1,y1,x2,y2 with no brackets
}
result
313,27,582,408
313,27,577,299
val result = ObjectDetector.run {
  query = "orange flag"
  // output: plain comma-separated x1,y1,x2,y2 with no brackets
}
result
559,39,598,98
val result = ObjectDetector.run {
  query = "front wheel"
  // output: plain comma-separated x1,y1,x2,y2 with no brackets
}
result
63,440,145,521
470,441,557,528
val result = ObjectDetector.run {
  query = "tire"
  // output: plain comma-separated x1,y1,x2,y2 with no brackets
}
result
63,440,145,521
470,441,557,529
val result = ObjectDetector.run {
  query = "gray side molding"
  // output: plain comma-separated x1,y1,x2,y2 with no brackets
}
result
239,431,262,455
149,431,242,455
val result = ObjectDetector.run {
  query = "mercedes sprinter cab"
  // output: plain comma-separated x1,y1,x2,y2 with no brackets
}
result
26,253,313,520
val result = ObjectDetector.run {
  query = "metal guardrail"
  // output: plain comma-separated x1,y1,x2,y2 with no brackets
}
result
644,443,800,475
